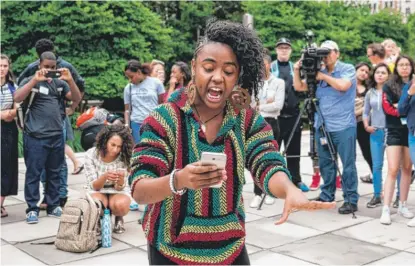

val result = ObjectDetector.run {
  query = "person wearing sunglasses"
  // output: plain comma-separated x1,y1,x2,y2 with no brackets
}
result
293,40,359,215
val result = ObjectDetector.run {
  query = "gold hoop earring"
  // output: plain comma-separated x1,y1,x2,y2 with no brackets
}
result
186,82,197,105
230,86,251,110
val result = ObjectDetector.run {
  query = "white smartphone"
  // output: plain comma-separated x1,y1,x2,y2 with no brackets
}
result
200,152,227,188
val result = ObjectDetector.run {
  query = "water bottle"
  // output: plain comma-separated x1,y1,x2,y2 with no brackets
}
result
101,209,112,248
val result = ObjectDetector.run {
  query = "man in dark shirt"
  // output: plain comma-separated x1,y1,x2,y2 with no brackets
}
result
271,38,309,192
18,39,85,208
15,52,81,224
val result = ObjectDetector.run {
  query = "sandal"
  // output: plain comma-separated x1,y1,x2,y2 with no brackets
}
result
1,206,8,218
72,165,84,175
360,174,373,184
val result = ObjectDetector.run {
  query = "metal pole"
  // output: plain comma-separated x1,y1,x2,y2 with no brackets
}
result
243,13,254,30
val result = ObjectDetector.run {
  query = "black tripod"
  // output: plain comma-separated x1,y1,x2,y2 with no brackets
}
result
257,82,356,219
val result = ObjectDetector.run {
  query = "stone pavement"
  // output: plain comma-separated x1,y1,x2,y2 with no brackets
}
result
1,131,415,265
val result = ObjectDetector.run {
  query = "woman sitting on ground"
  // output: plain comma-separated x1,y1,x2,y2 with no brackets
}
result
84,125,133,234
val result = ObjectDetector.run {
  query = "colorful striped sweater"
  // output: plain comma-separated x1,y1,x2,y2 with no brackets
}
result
129,88,291,265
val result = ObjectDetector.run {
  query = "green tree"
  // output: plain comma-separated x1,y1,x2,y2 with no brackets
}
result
1,0,175,98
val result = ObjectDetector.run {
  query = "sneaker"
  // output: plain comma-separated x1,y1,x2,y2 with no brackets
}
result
359,174,373,184
380,206,391,225
296,182,310,192
309,173,321,191
249,195,262,208
264,196,275,205
129,200,139,211
48,207,63,218
393,196,399,208
336,176,342,190
338,202,358,214
26,211,39,224
366,196,382,208
398,202,415,219
408,217,415,227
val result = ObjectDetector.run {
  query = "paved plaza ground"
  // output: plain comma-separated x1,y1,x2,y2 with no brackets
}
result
1,131,415,265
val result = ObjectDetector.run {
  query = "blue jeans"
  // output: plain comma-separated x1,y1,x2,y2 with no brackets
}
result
41,119,68,198
24,133,64,214
409,130,415,165
316,126,359,204
370,129,385,197
131,121,142,144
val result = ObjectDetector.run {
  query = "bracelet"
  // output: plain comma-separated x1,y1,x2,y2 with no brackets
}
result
169,169,187,195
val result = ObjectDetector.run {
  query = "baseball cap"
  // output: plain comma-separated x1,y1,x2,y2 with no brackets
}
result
320,40,339,51
276,38,291,47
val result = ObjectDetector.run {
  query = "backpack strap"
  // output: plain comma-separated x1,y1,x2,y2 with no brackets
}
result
31,241,55,245
7,83,16,95
24,88,39,123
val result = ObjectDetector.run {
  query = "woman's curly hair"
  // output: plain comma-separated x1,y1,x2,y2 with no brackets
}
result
95,125,134,167
194,20,265,99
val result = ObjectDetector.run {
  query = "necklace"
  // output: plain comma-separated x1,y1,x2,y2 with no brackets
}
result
193,105,223,133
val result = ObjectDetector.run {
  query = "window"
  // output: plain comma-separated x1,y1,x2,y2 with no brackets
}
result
406,7,411,16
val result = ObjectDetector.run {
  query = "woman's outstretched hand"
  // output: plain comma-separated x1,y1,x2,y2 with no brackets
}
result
275,187,336,225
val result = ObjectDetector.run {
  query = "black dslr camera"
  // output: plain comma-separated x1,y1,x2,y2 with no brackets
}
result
301,31,330,96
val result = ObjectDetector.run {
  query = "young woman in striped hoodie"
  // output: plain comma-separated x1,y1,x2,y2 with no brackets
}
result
128,20,334,265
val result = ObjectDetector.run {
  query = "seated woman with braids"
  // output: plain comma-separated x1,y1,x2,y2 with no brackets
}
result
129,20,335,265
84,125,134,234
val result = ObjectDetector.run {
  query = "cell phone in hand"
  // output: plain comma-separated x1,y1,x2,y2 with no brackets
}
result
45,70,61,79
201,152,227,188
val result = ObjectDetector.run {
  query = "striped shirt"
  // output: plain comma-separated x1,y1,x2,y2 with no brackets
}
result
129,88,291,265
1,83,15,110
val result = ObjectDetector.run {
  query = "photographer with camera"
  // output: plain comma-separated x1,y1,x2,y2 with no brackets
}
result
293,40,359,214
14,51,81,224
271,38,309,192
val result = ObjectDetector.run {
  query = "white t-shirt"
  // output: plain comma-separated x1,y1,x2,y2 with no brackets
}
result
123,77,165,123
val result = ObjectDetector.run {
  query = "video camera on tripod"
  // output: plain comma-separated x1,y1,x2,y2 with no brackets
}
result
300,30,330,97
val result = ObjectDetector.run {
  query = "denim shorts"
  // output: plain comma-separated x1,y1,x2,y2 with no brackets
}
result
386,127,409,147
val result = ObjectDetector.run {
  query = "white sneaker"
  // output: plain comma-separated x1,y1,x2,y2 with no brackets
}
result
249,195,262,208
398,202,415,219
408,217,415,227
265,196,275,205
380,206,391,225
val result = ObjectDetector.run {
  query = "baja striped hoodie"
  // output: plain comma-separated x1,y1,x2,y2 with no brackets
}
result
129,88,291,265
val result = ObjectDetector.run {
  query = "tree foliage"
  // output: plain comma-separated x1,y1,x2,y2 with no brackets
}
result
242,1,409,64
1,0,413,99
1,0,174,98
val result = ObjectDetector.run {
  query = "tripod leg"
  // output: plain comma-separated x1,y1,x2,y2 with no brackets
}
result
257,100,311,211
257,194,266,210
283,99,310,156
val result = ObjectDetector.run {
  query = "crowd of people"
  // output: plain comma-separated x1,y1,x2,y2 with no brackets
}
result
1,18,415,264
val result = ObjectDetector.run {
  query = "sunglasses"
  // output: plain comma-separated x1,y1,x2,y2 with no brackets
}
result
151,59,165,66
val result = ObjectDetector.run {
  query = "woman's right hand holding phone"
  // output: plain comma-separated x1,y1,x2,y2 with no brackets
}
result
102,171,119,183
175,162,227,190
